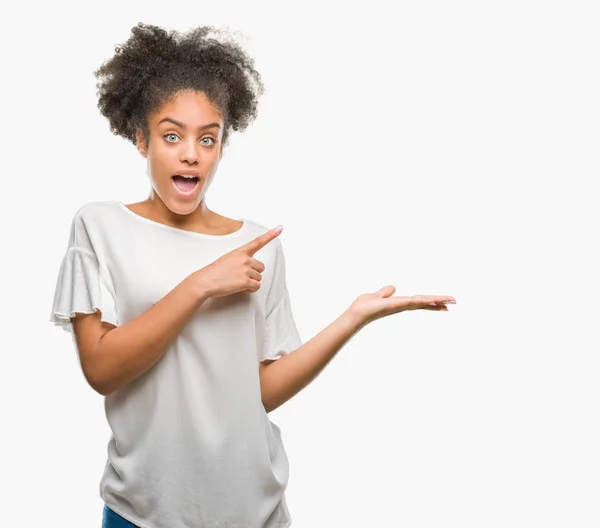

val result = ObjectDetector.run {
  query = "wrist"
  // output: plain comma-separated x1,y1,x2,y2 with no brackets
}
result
341,307,366,334
188,271,212,302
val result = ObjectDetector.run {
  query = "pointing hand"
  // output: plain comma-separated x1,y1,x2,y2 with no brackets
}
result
194,225,283,299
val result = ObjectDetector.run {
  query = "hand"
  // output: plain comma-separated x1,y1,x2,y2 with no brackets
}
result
347,285,456,330
193,225,283,299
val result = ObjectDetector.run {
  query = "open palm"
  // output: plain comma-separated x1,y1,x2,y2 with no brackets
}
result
348,285,456,329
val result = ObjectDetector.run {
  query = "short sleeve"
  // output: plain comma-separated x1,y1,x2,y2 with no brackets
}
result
49,208,118,334
261,239,302,362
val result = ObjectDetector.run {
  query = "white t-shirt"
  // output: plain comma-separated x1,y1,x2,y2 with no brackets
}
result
49,200,303,528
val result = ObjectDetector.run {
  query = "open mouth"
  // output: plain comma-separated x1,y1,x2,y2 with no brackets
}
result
172,175,199,195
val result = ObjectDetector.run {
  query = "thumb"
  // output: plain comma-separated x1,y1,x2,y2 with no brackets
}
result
376,285,396,298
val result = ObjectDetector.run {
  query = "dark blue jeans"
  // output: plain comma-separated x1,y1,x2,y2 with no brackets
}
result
102,504,139,528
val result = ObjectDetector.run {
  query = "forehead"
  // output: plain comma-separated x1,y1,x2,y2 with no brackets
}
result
152,91,222,124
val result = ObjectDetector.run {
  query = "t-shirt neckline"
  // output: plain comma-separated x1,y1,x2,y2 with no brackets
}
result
114,201,247,239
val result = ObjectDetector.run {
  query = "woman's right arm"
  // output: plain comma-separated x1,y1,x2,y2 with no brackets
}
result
70,226,280,397
73,273,209,397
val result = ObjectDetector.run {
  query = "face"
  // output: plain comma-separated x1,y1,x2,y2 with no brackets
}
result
135,90,224,216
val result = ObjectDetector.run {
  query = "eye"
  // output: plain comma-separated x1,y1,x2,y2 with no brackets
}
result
163,134,216,146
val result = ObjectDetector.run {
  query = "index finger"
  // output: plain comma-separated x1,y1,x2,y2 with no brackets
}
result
241,225,283,256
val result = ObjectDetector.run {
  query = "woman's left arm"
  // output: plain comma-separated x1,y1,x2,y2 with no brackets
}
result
259,286,456,413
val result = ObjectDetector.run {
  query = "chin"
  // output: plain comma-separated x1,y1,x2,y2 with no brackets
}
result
167,200,200,215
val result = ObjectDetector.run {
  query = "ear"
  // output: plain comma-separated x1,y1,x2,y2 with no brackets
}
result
135,129,148,157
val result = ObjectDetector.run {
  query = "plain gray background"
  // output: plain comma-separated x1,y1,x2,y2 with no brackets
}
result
2,1,598,526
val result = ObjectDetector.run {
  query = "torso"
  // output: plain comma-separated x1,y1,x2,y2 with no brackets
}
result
124,202,243,236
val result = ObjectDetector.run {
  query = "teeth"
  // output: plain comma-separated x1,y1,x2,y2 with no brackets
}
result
175,174,198,179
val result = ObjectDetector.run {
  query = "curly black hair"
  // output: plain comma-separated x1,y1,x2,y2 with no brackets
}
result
93,23,265,150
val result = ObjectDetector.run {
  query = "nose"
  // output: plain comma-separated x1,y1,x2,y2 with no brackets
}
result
180,141,200,164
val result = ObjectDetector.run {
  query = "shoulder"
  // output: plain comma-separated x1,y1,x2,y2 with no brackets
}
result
66,201,118,247
73,200,116,220
69,201,118,231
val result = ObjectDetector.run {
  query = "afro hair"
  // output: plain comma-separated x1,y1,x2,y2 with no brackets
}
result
93,23,265,150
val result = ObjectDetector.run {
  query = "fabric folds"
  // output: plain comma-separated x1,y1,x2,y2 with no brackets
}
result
49,246,118,333
262,286,302,361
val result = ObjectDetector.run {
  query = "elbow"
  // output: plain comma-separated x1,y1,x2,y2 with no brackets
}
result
92,383,109,397
262,397,281,414
84,368,110,396
82,359,114,397
79,339,109,396
83,339,119,397
261,390,276,413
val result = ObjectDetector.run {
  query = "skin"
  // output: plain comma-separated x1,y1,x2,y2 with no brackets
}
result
133,89,241,235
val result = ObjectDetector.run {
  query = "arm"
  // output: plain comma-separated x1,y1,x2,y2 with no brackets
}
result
79,273,209,396
73,224,284,397
258,287,456,413
258,308,363,413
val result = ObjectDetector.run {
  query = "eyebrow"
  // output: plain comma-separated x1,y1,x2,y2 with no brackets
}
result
157,117,221,131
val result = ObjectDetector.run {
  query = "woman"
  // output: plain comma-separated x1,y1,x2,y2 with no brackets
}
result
49,22,455,528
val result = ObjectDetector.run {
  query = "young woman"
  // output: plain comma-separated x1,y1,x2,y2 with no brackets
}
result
49,23,455,528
